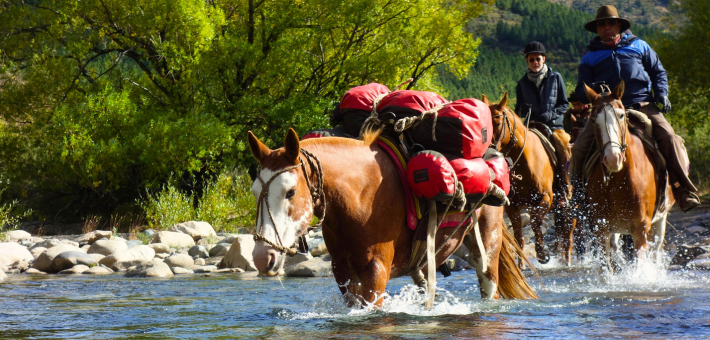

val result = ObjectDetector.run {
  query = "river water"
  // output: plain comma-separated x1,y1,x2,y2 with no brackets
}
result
2,259,710,339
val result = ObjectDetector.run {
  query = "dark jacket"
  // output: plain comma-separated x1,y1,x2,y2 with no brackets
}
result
575,30,668,107
515,66,569,130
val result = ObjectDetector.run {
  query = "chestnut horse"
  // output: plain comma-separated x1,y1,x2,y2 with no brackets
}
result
484,93,575,265
583,81,674,269
247,128,537,307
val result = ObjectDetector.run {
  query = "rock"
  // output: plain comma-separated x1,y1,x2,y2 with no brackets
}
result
125,261,174,278
285,257,332,277
112,259,151,272
155,253,169,259
60,239,80,247
454,242,470,261
10,260,29,272
75,230,113,244
448,255,471,271
126,240,144,249
218,234,238,245
142,229,155,237
24,268,46,275
217,235,256,271
215,268,245,273
0,268,6,280
520,212,531,227
99,245,156,269
149,243,171,254
194,258,206,266
0,242,34,267
206,256,223,266
193,265,217,273
687,226,707,234
20,240,35,248
689,258,710,270
209,243,230,257
52,251,98,272
523,243,537,260
171,266,194,275
285,253,313,268
670,244,708,267
188,245,209,258
30,246,47,259
88,239,128,256
170,221,217,241
83,266,113,275
81,245,90,252
310,242,329,257
153,231,195,248
57,264,90,275
32,244,83,273
164,254,194,269
32,238,62,249
6,230,32,242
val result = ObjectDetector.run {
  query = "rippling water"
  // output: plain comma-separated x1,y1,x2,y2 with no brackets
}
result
2,260,710,339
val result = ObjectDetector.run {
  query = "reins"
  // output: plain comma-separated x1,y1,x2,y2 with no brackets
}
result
491,107,531,171
253,148,326,256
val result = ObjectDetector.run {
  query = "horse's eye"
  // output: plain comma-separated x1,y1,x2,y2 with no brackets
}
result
286,189,296,199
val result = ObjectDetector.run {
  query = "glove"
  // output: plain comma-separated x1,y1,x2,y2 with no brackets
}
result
657,95,671,113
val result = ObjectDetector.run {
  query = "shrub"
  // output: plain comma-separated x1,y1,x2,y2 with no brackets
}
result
140,184,195,230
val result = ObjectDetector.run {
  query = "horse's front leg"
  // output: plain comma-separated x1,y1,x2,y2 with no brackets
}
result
554,204,575,266
530,197,552,264
469,205,504,299
631,220,652,262
356,258,390,308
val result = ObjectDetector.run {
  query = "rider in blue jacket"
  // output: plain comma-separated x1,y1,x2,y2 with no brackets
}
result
571,5,699,212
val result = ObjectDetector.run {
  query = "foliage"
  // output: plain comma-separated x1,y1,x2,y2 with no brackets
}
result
0,0,486,221
140,184,195,230
196,171,240,232
0,177,32,239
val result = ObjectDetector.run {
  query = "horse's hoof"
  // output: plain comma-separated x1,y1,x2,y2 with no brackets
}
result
537,253,551,264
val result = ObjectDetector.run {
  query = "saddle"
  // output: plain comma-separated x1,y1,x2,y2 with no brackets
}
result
528,121,558,169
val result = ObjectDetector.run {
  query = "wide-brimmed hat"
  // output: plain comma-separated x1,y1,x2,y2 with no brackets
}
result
523,41,545,57
584,5,631,33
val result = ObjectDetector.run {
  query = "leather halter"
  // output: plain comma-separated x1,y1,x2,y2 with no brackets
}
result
594,103,628,158
253,149,325,255
491,107,531,169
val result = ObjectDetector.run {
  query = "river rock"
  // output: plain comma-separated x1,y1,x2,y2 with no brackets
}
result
206,256,223,266
170,221,217,241
6,230,32,242
21,240,35,248
83,266,113,275
29,246,46,259
310,242,329,257
125,261,174,278
52,251,98,272
88,239,128,256
193,265,217,273
285,253,313,268
149,243,171,254
215,268,245,273
285,257,331,277
218,235,256,271
99,245,156,269
171,266,194,275
689,258,710,270
218,234,238,245
194,258,205,266
89,253,105,262
24,268,46,275
75,230,113,244
0,268,6,280
164,254,194,269
60,239,80,248
32,244,83,273
112,259,151,272
671,244,708,267
188,245,209,258
153,231,195,248
57,264,90,275
9,260,29,272
126,240,143,249
209,243,230,257
687,226,707,234
154,253,169,259
32,238,62,249
0,242,34,266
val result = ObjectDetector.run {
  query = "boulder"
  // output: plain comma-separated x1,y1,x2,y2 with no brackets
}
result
188,245,210,258
218,234,238,245
170,221,217,241
30,246,46,259
99,245,156,269
32,244,83,273
125,261,174,278
310,242,329,257
126,240,143,249
89,253,105,262
88,239,128,256
32,238,62,249
60,239,80,247
217,235,256,271
193,265,217,273
83,266,113,275
194,258,206,266
112,259,151,272
209,243,230,257
9,260,29,272
20,240,35,248
171,266,194,275
58,264,90,275
284,253,313,268
0,242,34,266
285,257,332,277
671,244,708,267
689,258,710,270
155,253,169,259
52,251,98,272
6,230,31,242
152,231,195,248
687,226,707,234
24,268,46,275
81,245,90,252
164,254,194,269
149,243,171,254
206,256,223,266
142,229,155,237
75,230,113,244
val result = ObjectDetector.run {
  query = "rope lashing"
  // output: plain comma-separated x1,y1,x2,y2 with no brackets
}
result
253,149,326,255
393,104,448,141
358,93,389,138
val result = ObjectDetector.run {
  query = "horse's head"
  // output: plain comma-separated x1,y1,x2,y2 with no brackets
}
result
585,80,628,173
483,92,513,150
247,128,316,276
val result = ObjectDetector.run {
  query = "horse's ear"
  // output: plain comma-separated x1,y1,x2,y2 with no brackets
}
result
584,83,598,103
248,131,271,164
499,92,508,108
612,79,625,100
481,94,489,106
284,128,301,163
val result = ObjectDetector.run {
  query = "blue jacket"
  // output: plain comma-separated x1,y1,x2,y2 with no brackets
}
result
575,31,668,107
515,66,568,130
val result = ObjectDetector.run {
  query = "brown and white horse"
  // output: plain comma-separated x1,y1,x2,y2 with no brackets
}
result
484,93,575,265
247,128,536,307
583,80,674,269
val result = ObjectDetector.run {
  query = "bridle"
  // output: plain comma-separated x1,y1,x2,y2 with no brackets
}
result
491,106,531,169
253,148,325,256
594,102,628,158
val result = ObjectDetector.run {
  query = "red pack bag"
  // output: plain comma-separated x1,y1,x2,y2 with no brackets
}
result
481,148,511,206
406,151,456,200
408,98,493,159
334,83,390,136
449,157,491,202
377,90,449,118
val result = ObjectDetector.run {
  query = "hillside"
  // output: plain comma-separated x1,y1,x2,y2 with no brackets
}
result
439,0,669,105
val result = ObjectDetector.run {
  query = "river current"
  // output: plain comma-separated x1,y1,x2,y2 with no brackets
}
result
2,258,710,339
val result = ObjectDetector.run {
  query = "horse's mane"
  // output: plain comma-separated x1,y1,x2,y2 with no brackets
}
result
300,128,381,148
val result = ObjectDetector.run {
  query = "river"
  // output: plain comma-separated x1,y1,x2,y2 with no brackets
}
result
2,257,710,339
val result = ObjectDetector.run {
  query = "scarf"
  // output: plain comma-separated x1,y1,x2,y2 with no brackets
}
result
526,63,548,89
602,35,622,47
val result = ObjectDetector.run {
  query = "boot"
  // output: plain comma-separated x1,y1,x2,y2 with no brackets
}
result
675,187,700,212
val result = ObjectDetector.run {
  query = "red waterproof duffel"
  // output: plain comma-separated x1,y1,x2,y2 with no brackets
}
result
406,150,457,201
376,90,449,118
333,83,390,137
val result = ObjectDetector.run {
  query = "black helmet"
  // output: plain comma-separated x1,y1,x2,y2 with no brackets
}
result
524,41,546,57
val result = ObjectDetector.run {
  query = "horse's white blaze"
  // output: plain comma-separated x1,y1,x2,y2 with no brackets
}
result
251,169,312,251
596,107,625,172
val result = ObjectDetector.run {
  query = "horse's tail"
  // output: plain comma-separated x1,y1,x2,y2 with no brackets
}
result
497,223,539,299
